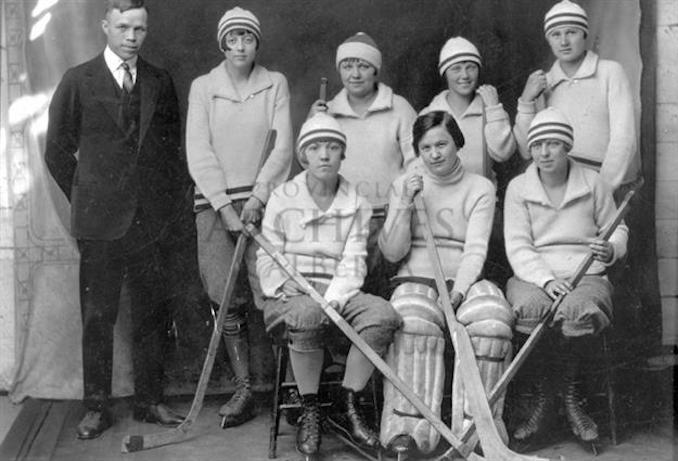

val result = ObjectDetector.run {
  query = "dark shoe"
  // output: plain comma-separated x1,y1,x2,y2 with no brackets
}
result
329,387,380,450
219,376,255,428
76,410,112,440
133,403,185,427
513,379,555,441
296,394,321,458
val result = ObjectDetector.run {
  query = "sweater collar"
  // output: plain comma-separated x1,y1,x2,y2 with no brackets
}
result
417,156,465,185
521,160,592,208
426,90,483,118
329,82,393,118
209,62,273,101
547,50,599,89
293,171,361,227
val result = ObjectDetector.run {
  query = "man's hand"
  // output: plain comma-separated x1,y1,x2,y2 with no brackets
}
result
545,278,573,300
588,238,614,264
476,84,499,106
521,69,547,102
241,196,264,225
328,300,340,310
219,204,243,232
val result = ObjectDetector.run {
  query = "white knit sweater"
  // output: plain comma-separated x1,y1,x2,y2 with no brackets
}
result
504,161,628,288
514,51,637,190
379,158,495,296
256,171,372,308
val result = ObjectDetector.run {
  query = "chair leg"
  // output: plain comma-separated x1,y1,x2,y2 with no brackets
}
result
269,345,287,459
602,334,618,446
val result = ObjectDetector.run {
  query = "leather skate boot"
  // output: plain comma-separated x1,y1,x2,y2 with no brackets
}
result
219,323,255,428
564,375,599,442
513,378,555,441
328,387,380,450
297,394,321,460
219,376,255,428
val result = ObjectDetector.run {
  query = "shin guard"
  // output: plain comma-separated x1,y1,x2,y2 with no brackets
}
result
452,280,514,443
380,283,446,455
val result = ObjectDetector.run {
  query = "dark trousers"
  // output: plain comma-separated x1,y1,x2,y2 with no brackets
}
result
78,208,167,410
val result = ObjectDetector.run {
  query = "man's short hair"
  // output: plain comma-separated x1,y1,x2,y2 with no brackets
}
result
104,0,145,15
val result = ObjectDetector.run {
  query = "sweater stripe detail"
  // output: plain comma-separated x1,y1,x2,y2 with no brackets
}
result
569,154,602,168
391,276,455,296
300,272,333,280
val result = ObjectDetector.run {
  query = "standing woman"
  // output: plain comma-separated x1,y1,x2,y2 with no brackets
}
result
378,111,513,458
309,32,417,297
257,114,401,460
186,6,293,427
421,37,517,285
505,108,628,445
420,36,516,184
513,0,636,193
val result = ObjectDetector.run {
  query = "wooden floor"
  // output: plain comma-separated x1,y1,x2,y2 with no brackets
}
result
0,393,675,461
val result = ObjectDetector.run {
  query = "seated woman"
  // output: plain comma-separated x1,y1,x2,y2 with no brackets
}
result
256,113,401,460
378,111,514,457
504,107,628,444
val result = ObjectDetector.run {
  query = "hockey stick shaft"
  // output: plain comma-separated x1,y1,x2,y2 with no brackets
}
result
121,129,277,452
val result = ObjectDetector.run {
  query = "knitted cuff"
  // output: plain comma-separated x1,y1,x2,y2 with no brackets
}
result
517,97,538,114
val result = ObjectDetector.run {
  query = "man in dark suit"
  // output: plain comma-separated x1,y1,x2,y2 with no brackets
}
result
45,0,186,439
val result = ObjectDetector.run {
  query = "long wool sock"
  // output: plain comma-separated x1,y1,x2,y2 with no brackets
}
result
289,349,324,395
342,345,375,391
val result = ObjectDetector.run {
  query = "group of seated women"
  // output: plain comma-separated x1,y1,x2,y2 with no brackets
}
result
254,108,628,460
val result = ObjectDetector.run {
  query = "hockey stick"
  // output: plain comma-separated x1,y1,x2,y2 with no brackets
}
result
413,195,548,461
437,178,642,460
246,223,488,461
121,129,277,453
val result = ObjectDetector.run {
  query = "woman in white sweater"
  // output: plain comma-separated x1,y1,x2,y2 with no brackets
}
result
505,108,628,445
378,111,513,457
513,0,637,192
257,114,401,460
308,32,417,299
185,7,293,427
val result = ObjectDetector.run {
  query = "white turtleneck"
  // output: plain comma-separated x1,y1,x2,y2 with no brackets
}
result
379,157,496,296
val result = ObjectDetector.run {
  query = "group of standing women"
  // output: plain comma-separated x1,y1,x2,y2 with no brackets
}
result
184,0,635,459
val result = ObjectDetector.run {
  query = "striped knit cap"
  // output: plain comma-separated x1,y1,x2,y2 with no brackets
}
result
336,32,382,71
438,37,482,76
527,107,574,149
297,114,347,166
544,0,588,37
217,7,261,51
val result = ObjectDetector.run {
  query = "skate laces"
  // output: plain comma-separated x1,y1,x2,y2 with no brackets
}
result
300,404,321,443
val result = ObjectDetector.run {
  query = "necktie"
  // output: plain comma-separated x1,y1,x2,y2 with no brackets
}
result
121,62,134,93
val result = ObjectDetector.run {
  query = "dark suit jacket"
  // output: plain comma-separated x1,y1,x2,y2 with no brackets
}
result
45,53,189,241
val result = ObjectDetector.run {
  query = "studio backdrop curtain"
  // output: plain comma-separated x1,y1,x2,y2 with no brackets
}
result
4,0,655,402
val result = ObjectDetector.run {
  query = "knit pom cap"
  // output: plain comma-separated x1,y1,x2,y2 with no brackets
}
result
335,32,382,71
297,114,347,166
438,36,482,76
217,6,261,51
544,0,588,37
527,107,574,150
